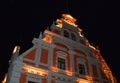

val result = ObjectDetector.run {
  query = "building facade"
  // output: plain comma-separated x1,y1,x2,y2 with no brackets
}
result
3,14,117,83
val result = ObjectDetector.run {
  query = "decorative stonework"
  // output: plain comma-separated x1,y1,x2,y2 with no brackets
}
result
3,14,117,83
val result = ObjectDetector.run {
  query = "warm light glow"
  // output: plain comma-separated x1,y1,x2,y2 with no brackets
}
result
2,74,7,83
88,44,96,50
78,28,83,37
51,67,59,72
62,14,77,27
96,53,117,83
65,70,73,76
66,14,74,19
56,19,63,28
62,14,76,22
43,37,52,43
76,78,90,83
86,75,93,81
13,46,20,54
22,65,48,76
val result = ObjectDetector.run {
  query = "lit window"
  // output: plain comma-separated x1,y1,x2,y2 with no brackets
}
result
57,57,66,70
28,81,37,83
64,30,69,38
71,33,76,41
78,64,86,75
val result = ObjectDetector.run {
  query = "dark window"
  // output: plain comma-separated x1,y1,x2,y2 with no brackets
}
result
78,64,86,75
71,33,76,41
57,57,66,70
28,81,37,83
64,30,69,38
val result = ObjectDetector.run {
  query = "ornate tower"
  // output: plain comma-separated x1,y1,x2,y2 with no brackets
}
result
3,14,117,83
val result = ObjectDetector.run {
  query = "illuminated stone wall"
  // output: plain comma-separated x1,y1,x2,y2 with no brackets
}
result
4,14,116,83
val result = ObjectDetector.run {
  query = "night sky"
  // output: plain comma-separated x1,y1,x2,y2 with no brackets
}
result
0,0,120,82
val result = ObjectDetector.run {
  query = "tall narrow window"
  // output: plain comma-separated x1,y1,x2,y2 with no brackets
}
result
92,64,98,77
64,30,69,38
57,57,66,70
71,33,76,41
78,64,86,75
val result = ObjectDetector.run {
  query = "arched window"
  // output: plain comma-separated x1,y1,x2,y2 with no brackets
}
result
64,30,69,38
71,33,76,41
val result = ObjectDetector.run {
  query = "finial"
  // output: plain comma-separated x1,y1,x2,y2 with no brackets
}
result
13,45,20,54
39,31,43,39
78,28,83,37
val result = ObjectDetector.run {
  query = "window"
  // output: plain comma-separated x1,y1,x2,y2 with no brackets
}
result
78,64,86,75
57,57,66,70
71,33,76,41
64,30,69,38
92,64,98,77
28,81,37,83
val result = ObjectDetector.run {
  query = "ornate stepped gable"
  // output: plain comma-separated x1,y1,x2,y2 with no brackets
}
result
2,14,117,83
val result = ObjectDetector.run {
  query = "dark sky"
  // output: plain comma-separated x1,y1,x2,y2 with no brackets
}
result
0,0,120,82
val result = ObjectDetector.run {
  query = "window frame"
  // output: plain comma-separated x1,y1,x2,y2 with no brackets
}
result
56,51,67,70
57,57,66,70
77,58,87,76
26,77,40,83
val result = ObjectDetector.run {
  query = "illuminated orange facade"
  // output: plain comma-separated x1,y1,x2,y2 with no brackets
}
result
3,14,117,83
